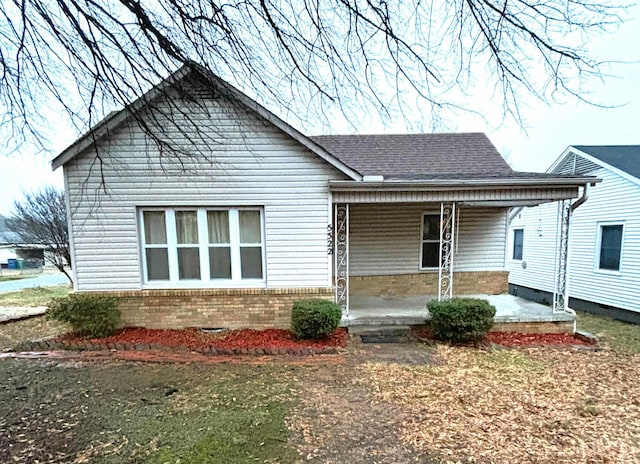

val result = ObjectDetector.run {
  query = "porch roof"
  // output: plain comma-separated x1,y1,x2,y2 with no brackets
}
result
329,175,599,205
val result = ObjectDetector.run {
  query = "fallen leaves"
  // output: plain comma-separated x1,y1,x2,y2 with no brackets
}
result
487,332,591,347
360,345,640,464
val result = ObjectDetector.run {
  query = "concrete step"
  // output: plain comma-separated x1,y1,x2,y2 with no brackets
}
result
349,325,411,336
350,325,412,344
342,316,428,327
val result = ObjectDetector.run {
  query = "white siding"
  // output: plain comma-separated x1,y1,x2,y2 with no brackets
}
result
349,204,508,275
508,165,640,313
64,84,347,291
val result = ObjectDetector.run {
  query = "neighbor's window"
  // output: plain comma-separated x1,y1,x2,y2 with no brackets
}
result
512,229,524,261
141,208,264,284
421,213,440,269
597,224,623,271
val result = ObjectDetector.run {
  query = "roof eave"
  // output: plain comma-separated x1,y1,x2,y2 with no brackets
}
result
329,176,600,191
568,146,640,188
51,66,193,171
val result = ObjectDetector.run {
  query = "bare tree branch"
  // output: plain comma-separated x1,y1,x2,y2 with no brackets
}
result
0,0,624,169
6,186,72,283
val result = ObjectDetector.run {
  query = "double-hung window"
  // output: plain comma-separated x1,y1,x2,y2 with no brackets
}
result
141,207,264,285
596,223,623,272
420,213,440,269
512,229,524,261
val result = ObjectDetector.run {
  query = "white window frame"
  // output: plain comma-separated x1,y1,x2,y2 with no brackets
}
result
594,221,624,274
139,207,266,288
512,228,524,261
420,212,440,271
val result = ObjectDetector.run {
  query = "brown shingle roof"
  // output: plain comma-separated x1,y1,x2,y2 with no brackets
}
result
311,133,514,179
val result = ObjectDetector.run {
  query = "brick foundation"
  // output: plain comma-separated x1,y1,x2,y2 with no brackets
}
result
491,321,575,334
86,287,334,330
350,271,509,297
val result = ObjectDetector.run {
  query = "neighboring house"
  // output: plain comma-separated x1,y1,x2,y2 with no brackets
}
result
0,216,45,269
51,63,595,329
509,146,640,323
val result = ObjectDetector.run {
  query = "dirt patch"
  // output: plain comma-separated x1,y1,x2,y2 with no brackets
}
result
288,338,439,463
0,359,299,463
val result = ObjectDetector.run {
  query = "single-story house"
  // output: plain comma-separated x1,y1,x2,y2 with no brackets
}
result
52,63,597,329
509,145,640,324
0,217,45,269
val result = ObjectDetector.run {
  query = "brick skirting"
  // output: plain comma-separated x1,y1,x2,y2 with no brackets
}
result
85,287,334,330
350,271,509,297
491,321,575,334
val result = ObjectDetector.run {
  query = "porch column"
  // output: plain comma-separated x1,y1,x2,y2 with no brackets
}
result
438,202,456,301
553,200,571,312
334,204,349,315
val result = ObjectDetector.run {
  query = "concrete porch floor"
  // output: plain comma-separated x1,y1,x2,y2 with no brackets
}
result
343,294,576,330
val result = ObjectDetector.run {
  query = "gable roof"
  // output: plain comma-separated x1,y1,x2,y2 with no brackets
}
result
51,63,362,180
571,145,640,181
0,216,22,245
50,63,599,189
311,133,513,179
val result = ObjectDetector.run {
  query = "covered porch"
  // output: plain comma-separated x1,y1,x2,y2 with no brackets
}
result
329,178,595,334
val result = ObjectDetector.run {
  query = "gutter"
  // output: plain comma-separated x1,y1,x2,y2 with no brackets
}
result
329,177,600,191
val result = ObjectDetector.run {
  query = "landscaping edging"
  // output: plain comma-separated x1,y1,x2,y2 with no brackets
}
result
13,339,343,356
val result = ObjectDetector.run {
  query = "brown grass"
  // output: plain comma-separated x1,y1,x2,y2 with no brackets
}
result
0,316,69,350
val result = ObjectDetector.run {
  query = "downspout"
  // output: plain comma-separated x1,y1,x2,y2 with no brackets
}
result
570,183,590,213
565,184,590,332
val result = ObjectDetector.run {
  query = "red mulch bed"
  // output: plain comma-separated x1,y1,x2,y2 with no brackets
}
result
42,327,348,355
486,331,591,347
412,327,592,347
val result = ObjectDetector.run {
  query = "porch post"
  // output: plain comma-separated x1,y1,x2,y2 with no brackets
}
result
334,204,349,315
438,202,456,301
553,200,571,312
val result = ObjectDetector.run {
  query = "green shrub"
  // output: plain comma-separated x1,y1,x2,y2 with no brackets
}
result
48,294,121,338
427,297,496,344
291,298,342,339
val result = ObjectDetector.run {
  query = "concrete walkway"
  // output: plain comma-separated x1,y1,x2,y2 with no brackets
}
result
0,273,68,293
0,306,47,323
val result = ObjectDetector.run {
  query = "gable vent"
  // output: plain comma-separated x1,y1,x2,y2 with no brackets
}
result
555,153,600,175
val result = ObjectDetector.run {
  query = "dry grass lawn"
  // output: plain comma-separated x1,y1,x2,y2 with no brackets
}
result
361,344,640,464
0,286,70,307
0,316,69,350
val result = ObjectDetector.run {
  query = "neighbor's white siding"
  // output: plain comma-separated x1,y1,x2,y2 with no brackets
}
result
508,164,640,313
0,246,17,265
349,204,508,275
64,83,347,291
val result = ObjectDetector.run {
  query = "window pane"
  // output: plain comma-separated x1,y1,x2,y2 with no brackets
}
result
144,211,167,244
421,242,439,268
175,211,199,244
177,247,201,279
600,225,623,270
207,211,230,244
209,247,232,279
513,229,524,260
240,246,263,279
423,215,440,241
146,248,169,280
239,211,261,243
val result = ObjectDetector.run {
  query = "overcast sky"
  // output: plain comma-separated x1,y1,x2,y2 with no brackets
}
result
0,4,638,216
